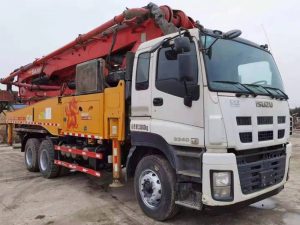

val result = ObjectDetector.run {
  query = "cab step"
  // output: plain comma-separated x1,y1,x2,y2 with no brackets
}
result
175,191,202,210
177,170,201,178
175,150,203,158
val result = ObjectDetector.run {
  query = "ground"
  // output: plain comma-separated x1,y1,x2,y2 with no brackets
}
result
1,136,300,225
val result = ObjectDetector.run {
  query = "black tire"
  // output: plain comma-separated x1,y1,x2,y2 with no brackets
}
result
134,154,179,221
38,139,60,179
24,138,40,172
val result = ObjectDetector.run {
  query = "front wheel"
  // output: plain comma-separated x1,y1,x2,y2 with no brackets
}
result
134,155,178,221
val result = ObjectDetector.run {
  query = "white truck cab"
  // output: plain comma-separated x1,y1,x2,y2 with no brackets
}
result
129,28,292,215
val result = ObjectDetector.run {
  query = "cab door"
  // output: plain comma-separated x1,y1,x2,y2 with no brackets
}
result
150,39,204,146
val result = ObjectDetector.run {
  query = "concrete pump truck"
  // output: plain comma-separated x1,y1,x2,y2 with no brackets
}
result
1,2,292,221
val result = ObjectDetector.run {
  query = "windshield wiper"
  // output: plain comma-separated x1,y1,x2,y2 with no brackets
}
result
246,84,288,100
245,84,276,99
212,81,257,97
264,86,289,100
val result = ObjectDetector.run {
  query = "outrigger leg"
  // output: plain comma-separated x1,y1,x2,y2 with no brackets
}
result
109,139,123,187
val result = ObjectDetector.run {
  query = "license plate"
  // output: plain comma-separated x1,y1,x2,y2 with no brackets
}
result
259,170,274,187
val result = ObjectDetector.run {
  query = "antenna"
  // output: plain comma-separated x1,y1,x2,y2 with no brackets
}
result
261,24,272,52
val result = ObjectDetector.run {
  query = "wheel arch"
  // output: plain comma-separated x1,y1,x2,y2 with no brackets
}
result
21,132,45,152
126,132,177,180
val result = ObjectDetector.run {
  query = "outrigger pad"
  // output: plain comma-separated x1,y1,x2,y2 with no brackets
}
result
75,58,105,95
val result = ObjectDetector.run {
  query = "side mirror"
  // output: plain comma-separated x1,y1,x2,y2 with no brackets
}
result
174,37,191,53
178,54,194,82
178,53,194,107
165,49,178,60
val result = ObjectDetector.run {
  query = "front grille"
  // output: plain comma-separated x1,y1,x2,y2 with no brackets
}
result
236,115,288,144
257,116,273,125
236,146,286,194
278,129,285,139
258,131,273,141
278,116,286,124
239,132,252,143
236,117,251,125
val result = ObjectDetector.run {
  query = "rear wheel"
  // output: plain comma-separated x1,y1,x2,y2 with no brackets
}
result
134,154,178,221
38,139,60,178
24,138,40,172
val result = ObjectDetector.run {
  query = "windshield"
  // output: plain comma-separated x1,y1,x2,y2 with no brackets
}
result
201,35,285,96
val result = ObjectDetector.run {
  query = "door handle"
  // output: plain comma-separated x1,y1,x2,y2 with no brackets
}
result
153,97,163,106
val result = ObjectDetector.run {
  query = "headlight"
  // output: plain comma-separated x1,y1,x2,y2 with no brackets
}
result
213,172,231,187
211,171,233,201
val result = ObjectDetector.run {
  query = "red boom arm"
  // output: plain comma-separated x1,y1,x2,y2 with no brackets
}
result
1,3,196,103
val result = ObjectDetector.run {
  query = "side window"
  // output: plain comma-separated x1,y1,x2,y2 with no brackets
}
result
156,43,199,99
136,52,150,90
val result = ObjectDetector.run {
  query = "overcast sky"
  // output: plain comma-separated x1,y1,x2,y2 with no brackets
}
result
0,0,299,107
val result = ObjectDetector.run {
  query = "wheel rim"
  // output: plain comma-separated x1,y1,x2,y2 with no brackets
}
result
25,147,33,166
139,169,162,209
40,149,49,171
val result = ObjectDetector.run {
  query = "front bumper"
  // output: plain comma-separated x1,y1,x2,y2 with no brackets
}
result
202,143,292,206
